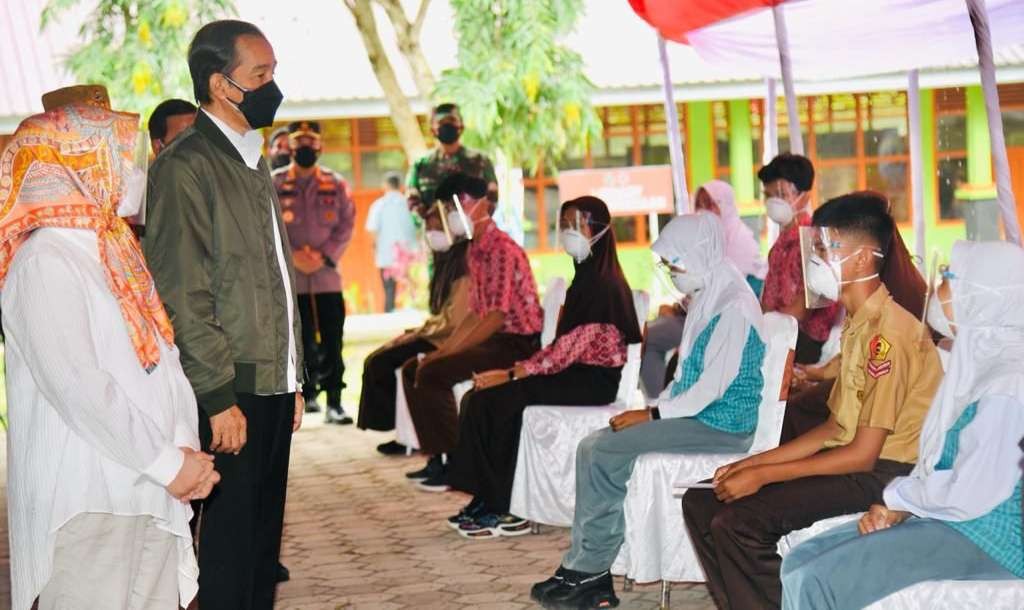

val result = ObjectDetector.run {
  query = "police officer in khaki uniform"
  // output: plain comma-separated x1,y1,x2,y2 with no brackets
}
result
407,103,498,212
680,192,944,610
272,121,356,424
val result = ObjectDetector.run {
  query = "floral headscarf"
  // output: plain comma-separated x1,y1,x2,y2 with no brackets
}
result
0,103,174,371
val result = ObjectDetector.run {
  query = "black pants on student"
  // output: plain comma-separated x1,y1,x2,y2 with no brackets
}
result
681,458,913,610
780,379,837,443
356,336,435,431
298,292,345,405
381,271,397,312
197,393,294,610
448,364,621,514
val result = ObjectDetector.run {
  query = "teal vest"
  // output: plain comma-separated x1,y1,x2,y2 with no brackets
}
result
668,314,766,435
937,402,1024,578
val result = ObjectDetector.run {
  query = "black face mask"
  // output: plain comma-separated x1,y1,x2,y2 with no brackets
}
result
436,122,461,145
223,75,283,129
270,152,291,170
293,145,318,168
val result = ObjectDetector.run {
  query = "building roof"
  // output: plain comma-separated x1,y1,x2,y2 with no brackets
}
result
2,0,1024,132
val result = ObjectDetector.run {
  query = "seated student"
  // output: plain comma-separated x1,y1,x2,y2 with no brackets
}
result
682,191,944,610
781,197,928,442
402,173,542,490
780,240,1024,610
759,154,840,365
447,196,642,538
641,180,767,400
356,204,472,455
532,212,767,609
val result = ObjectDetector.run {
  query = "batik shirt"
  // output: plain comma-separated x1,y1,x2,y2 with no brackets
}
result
467,224,542,336
518,324,626,376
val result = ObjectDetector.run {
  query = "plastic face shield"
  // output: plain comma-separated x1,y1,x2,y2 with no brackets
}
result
434,202,455,246
799,225,842,309
452,194,473,241
919,251,943,339
119,130,150,224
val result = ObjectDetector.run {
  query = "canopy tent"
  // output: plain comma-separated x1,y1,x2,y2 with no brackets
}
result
630,0,1024,253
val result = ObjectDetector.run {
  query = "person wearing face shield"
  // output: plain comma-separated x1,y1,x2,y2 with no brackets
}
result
533,213,768,609
1,92,220,610
405,103,498,214
144,20,305,609
759,154,841,366
640,180,768,400
357,203,473,454
781,240,1024,610
401,172,542,491
446,197,642,540
683,192,943,610
272,120,357,424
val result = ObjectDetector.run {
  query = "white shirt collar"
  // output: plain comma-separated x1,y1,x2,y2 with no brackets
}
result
202,109,264,170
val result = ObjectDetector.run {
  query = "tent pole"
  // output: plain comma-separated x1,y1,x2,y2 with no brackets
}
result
966,0,1021,244
907,70,926,270
764,78,781,246
657,33,690,215
772,4,804,155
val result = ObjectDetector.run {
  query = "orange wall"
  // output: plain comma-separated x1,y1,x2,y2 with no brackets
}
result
340,189,385,313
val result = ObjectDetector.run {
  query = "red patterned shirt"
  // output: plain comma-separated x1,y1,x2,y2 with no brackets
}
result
518,323,627,377
761,218,840,342
468,224,543,335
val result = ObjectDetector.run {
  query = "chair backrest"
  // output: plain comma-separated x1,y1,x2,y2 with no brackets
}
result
616,290,651,408
540,276,568,348
749,312,799,453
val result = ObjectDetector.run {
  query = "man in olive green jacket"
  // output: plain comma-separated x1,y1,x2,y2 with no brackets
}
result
143,19,303,610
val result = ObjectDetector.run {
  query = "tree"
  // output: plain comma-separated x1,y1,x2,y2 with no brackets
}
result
343,0,430,159
437,0,601,241
42,0,236,116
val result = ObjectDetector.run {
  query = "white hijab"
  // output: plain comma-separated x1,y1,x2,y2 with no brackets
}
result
698,180,767,280
914,240,1024,476
652,213,764,361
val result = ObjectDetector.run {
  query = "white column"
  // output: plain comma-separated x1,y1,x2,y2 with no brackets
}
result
657,33,690,215
772,4,804,155
764,78,781,246
966,0,1021,245
907,70,926,270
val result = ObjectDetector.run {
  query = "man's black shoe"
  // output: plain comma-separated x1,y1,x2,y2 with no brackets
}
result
530,565,569,602
377,440,411,456
276,562,290,583
540,569,619,609
405,455,443,481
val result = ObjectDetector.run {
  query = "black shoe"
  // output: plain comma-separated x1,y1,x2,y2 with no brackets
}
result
377,440,411,456
531,566,572,602
406,455,443,481
539,569,619,609
276,562,290,583
447,497,486,530
416,464,450,492
325,405,353,425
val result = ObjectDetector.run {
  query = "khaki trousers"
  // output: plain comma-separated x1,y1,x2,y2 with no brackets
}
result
39,513,178,610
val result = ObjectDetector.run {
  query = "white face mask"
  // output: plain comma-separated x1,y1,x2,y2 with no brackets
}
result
117,166,147,218
765,197,795,226
926,293,955,339
559,226,610,263
447,210,467,237
805,248,881,302
425,230,451,253
671,273,705,296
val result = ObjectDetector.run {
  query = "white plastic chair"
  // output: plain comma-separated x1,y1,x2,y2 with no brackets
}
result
780,514,1024,610
394,277,568,452
509,290,651,527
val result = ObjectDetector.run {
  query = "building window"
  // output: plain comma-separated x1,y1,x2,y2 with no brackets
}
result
935,87,968,221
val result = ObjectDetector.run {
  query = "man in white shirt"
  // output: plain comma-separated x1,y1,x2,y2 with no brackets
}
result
0,90,219,610
366,171,419,312
144,20,305,610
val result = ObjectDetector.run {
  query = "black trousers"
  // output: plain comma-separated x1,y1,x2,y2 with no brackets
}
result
356,336,435,431
381,271,397,313
298,292,345,405
793,329,824,366
448,364,621,514
779,379,837,443
681,458,913,610
197,393,294,610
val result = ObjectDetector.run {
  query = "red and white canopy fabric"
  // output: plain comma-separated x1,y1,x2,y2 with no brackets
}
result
631,0,1024,80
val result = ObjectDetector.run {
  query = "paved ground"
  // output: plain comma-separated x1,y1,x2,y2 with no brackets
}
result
0,328,717,609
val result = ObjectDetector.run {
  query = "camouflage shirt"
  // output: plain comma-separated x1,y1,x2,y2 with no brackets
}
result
407,145,497,206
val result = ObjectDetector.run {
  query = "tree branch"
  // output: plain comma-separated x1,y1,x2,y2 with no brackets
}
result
412,0,431,38
374,0,436,101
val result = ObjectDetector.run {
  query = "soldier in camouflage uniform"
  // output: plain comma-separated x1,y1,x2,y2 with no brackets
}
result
407,103,498,214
